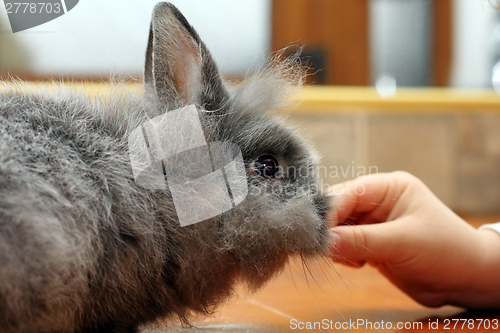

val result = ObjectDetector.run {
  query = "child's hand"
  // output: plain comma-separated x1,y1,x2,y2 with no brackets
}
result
328,171,500,309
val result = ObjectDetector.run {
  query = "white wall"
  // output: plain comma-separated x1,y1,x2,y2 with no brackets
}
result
3,0,499,88
0,0,271,76
450,0,499,88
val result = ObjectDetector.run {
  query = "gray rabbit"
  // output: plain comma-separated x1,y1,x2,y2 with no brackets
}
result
0,2,331,332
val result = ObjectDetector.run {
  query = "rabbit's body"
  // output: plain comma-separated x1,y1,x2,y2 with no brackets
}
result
0,3,330,333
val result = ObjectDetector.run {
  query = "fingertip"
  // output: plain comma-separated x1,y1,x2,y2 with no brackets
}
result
329,230,367,268
328,230,342,252
328,228,352,261
329,225,371,262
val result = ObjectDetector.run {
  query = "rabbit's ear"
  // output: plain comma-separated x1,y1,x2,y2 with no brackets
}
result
144,2,228,109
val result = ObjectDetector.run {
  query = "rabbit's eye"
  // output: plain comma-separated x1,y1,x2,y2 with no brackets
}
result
254,154,281,179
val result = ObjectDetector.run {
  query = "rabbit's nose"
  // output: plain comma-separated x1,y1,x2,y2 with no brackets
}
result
313,194,330,220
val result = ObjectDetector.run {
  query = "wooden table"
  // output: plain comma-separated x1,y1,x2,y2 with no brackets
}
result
144,216,500,332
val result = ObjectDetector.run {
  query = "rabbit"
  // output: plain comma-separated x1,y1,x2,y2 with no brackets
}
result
0,2,332,333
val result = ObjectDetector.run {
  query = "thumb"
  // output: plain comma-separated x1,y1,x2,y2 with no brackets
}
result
330,221,410,265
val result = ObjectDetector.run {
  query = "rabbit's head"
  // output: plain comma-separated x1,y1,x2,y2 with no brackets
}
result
142,3,331,290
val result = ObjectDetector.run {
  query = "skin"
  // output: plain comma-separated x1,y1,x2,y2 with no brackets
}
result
327,171,500,309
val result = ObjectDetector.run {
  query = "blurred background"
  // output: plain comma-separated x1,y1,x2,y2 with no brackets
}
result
0,0,271,79
1,0,499,87
2,0,500,215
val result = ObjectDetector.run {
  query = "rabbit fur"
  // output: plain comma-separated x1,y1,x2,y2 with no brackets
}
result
0,2,331,332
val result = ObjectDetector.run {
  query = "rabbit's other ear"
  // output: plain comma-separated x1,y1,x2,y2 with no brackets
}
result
144,2,228,110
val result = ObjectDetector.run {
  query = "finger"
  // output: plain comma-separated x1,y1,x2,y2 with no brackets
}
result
327,172,413,225
329,221,411,263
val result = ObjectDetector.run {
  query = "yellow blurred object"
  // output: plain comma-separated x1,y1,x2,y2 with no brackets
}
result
295,86,500,113
0,81,143,98
3,82,500,113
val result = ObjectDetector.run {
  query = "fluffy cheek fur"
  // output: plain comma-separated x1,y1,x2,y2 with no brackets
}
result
218,190,328,289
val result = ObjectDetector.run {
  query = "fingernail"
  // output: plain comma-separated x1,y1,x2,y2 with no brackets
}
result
327,230,343,259
329,230,342,247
